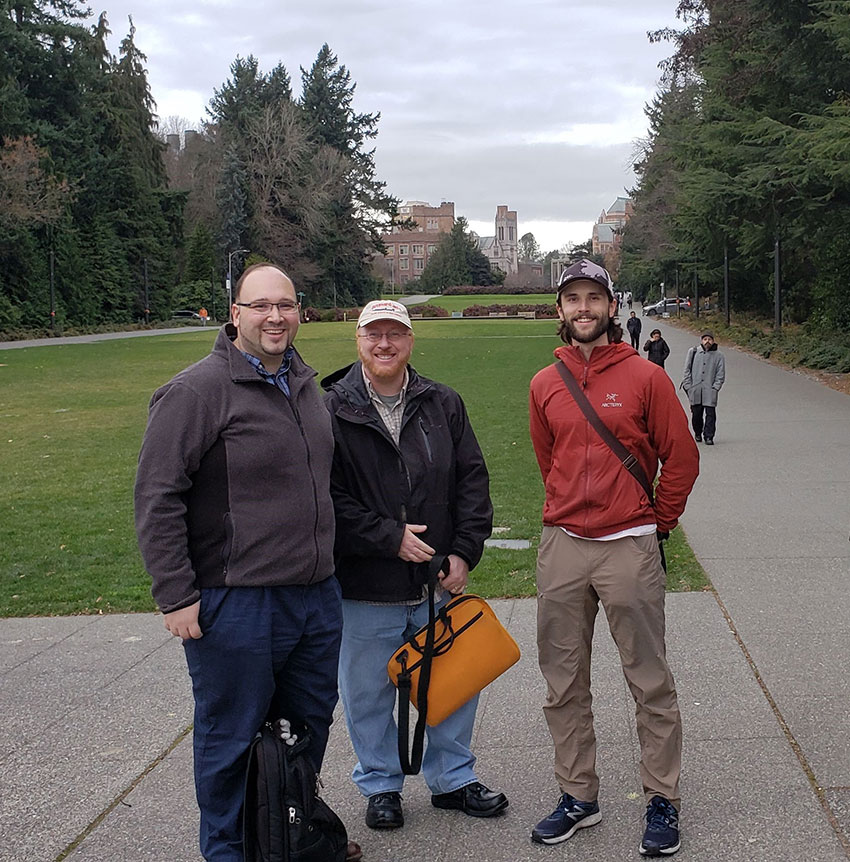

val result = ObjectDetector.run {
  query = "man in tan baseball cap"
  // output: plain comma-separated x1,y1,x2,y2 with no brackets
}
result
321,299,507,831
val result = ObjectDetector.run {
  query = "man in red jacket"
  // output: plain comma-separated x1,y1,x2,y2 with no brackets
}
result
528,260,699,857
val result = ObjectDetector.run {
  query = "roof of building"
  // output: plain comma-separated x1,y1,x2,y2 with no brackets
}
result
606,196,632,214
593,223,616,242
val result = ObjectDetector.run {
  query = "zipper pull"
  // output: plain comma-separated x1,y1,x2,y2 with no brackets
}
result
289,807,296,823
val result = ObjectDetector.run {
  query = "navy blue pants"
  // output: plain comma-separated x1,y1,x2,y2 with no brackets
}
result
182,579,342,861
690,404,717,440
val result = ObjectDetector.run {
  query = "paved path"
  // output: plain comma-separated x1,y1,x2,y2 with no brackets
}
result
0,327,213,350
2,319,849,861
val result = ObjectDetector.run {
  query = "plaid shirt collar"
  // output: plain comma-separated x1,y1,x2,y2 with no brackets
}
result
240,347,294,397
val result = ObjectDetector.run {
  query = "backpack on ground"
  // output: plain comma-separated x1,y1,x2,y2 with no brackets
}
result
243,719,348,862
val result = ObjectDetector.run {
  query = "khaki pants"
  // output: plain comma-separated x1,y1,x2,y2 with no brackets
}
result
536,526,682,806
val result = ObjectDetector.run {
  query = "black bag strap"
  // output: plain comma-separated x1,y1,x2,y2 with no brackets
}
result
396,555,445,775
553,360,654,505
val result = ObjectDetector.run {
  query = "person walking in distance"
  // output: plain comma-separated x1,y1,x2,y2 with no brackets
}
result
643,328,671,369
682,330,725,445
322,300,508,834
627,311,642,350
528,259,699,856
134,263,361,862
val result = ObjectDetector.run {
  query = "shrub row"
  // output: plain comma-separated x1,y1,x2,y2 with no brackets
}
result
442,284,548,296
461,303,558,319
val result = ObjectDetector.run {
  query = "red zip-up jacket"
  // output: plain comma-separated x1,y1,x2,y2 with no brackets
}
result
529,343,699,536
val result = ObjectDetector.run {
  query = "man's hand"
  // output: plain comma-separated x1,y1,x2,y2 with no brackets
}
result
398,524,435,563
163,601,202,640
439,554,469,595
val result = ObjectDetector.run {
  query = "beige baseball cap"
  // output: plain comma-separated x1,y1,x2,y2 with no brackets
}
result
356,300,413,331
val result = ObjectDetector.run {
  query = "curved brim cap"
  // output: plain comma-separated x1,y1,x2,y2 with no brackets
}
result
556,259,614,300
357,300,413,330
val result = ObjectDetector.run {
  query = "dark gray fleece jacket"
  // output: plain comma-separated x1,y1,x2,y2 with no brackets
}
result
134,325,335,614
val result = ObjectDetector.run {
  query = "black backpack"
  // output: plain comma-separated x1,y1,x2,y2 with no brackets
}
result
243,720,348,862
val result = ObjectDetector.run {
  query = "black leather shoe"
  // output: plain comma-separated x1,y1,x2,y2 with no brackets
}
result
365,791,403,829
431,781,509,818
705,438,714,445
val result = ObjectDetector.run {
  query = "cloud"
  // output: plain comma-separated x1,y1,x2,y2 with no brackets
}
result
95,0,680,226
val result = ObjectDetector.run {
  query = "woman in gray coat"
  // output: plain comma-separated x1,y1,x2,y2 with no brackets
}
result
682,331,725,445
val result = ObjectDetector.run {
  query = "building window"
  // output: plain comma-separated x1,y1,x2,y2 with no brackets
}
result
400,259,409,270
427,245,437,254
508,226,514,241
498,227,504,241
412,244,424,255
414,258,424,271
399,245,409,256
384,245,394,256
400,207,410,214
426,218,438,230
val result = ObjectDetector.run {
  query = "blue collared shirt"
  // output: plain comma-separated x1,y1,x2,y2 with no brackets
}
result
240,347,294,398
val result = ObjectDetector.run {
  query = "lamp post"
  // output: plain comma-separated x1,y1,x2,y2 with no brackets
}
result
227,248,248,319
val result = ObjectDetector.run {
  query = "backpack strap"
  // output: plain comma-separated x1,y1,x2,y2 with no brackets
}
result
553,360,654,505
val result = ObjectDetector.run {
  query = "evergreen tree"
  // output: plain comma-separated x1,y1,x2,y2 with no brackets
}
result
418,218,500,291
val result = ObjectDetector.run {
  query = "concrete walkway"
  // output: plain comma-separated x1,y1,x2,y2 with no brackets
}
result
0,327,214,350
2,319,849,861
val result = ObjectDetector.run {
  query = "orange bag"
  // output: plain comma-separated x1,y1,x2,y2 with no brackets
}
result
388,594,520,725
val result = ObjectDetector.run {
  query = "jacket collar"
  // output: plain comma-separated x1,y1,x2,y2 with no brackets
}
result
323,360,430,411
213,324,316,392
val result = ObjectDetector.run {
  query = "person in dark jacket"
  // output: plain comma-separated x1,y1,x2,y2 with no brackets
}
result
626,311,642,349
323,300,508,833
643,328,671,368
135,263,361,862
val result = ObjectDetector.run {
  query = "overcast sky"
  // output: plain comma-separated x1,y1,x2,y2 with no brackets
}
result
92,0,681,251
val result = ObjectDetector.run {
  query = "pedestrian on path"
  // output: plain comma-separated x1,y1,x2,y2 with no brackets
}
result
627,311,642,349
322,300,508,834
681,330,726,445
528,259,699,857
134,263,361,862
643,328,671,369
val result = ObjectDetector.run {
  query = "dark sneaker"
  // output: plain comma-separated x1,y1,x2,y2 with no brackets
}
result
531,793,601,844
639,796,680,856
694,434,702,442
704,438,714,445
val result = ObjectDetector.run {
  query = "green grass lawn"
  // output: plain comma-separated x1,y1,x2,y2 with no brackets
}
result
0,320,708,617
408,294,554,312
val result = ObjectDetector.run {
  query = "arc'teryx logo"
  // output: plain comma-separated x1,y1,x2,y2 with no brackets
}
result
601,392,623,408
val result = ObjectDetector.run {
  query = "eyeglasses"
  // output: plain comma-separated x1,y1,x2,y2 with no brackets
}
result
357,331,410,343
235,301,300,315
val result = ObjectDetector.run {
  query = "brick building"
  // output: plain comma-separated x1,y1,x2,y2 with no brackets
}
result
591,196,633,276
378,201,455,289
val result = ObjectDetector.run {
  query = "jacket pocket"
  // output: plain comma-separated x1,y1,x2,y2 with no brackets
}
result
221,512,235,573
418,417,434,464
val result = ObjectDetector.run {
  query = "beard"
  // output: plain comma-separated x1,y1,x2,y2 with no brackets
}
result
563,314,610,344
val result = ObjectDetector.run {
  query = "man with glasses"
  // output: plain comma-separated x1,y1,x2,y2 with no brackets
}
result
322,300,508,832
135,263,361,862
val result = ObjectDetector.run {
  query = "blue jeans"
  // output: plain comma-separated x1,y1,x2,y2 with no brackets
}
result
183,580,342,862
339,596,479,797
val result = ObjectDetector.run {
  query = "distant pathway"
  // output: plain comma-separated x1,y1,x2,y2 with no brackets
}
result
396,294,439,306
0,327,213,350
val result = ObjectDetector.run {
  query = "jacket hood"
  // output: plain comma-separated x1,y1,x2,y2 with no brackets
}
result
320,362,356,391
554,341,637,375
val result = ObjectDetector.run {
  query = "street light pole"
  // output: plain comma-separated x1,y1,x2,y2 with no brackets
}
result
227,248,248,320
